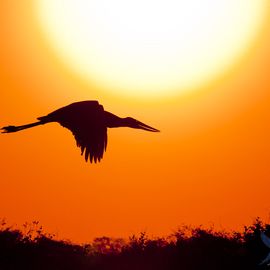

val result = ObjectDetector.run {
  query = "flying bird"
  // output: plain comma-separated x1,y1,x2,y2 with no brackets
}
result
1,101,159,163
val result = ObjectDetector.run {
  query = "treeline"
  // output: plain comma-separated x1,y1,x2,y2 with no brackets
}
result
0,218,269,269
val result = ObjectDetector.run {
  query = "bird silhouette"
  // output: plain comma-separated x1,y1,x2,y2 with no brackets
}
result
1,101,159,163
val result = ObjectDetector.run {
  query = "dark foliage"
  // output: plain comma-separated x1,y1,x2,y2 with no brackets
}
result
0,218,269,270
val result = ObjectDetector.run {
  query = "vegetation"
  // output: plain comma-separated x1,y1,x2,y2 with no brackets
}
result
0,218,269,269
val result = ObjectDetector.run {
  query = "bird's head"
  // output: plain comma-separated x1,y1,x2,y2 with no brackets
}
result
123,117,160,132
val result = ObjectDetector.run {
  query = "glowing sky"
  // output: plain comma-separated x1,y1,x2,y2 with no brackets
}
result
0,1,270,243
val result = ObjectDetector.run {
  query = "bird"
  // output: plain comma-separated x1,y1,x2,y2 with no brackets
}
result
259,231,270,266
1,101,159,163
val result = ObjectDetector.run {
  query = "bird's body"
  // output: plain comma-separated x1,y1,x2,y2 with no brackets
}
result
1,101,159,163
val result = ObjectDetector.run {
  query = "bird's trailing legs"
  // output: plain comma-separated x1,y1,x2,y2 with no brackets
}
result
1,121,44,133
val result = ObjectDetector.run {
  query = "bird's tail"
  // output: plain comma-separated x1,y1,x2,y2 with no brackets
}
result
1,121,44,133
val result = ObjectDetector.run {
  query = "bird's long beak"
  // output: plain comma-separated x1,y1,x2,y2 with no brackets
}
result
136,120,160,132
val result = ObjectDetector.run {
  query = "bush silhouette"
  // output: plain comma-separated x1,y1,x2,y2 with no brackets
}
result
0,218,269,269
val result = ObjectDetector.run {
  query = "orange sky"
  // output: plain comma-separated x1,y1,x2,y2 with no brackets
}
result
1,1,270,243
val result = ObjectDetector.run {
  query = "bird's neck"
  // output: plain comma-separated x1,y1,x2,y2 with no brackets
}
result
104,111,125,128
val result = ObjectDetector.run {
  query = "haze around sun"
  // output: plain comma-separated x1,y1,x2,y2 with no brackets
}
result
37,0,267,98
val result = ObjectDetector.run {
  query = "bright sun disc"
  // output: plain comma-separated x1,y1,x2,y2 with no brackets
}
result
37,0,267,98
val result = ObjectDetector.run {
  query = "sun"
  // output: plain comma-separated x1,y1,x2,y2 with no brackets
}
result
36,0,267,98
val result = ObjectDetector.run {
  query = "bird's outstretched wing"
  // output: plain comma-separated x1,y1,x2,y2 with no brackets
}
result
38,101,107,163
